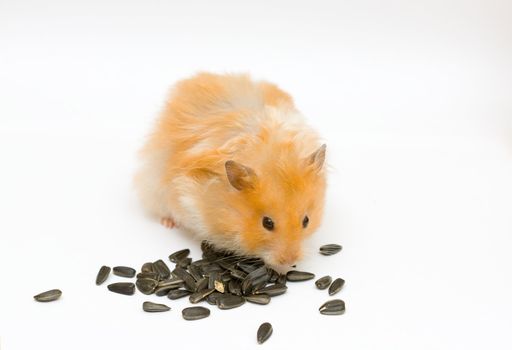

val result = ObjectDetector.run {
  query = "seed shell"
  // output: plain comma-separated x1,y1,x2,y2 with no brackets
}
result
245,294,271,305
319,244,342,256
173,267,196,292
257,322,273,344
182,306,210,320
113,266,136,278
188,264,203,281
136,278,158,295
158,278,184,289
286,270,315,282
206,291,224,305
107,282,135,295
136,272,160,280
155,286,174,296
328,278,345,296
34,289,62,302
228,279,242,296
315,275,332,290
189,288,215,303
167,289,192,300
168,248,190,263
141,262,154,273
195,277,209,291
254,284,287,297
143,301,170,312
177,257,192,268
95,265,111,285
319,299,345,315
230,269,248,280
208,271,218,289
153,260,171,280
217,295,245,309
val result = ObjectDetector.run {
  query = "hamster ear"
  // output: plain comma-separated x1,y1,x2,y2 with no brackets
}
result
225,160,257,191
306,144,326,172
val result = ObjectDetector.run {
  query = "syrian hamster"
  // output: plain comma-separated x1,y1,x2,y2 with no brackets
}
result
135,72,326,273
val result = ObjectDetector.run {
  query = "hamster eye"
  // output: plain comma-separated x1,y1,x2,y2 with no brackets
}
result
262,216,274,231
302,215,309,228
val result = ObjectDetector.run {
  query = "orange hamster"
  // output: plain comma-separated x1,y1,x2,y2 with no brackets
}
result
135,72,327,273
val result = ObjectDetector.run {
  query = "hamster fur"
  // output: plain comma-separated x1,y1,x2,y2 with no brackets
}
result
135,72,326,273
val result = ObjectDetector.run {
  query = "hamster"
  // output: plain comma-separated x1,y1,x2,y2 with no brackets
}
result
135,72,327,273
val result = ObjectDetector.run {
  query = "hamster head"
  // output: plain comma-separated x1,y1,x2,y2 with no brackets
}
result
223,144,327,274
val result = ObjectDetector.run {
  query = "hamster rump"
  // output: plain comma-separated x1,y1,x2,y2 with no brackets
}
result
134,72,327,272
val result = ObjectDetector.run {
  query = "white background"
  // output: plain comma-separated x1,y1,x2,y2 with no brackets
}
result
1,0,511,349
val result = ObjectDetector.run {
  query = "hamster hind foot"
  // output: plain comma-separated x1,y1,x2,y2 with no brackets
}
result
160,217,176,229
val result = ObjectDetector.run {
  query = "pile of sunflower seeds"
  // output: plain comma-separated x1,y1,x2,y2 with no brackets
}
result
35,241,345,345
98,241,344,315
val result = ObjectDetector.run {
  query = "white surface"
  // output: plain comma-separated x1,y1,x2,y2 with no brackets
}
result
1,0,511,349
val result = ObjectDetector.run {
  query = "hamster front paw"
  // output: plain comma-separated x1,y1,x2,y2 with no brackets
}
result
160,217,176,229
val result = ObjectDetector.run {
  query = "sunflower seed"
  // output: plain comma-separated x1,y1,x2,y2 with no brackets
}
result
95,266,111,285
247,266,268,281
154,260,171,280
238,262,259,274
208,271,218,289
286,270,315,281
319,244,342,256
241,266,269,294
182,306,210,320
141,262,155,273
189,288,215,303
206,291,224,305
328,278,345,296
113,266,136,278
143,301,170,312
177,257,192,268
221,273,231,283
228,279,242,296
173,267,196,292
155,286,173,296
315,275,332,290
245,294,271,305
167,289,192,300
218,258,238,271
257,322,273,344
319,299,345,315
136,278,158,295
188,264,203,281
202,263,223,275
136,272,160,280
241,278,253,295
254,284,287,297
194,277,207,291
190,258,208,267
107,282,135,295
230,269,248,280
168,248,190,263
251,277,268,292
217,295,245,309
158,278,184,289
34,289,62,302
